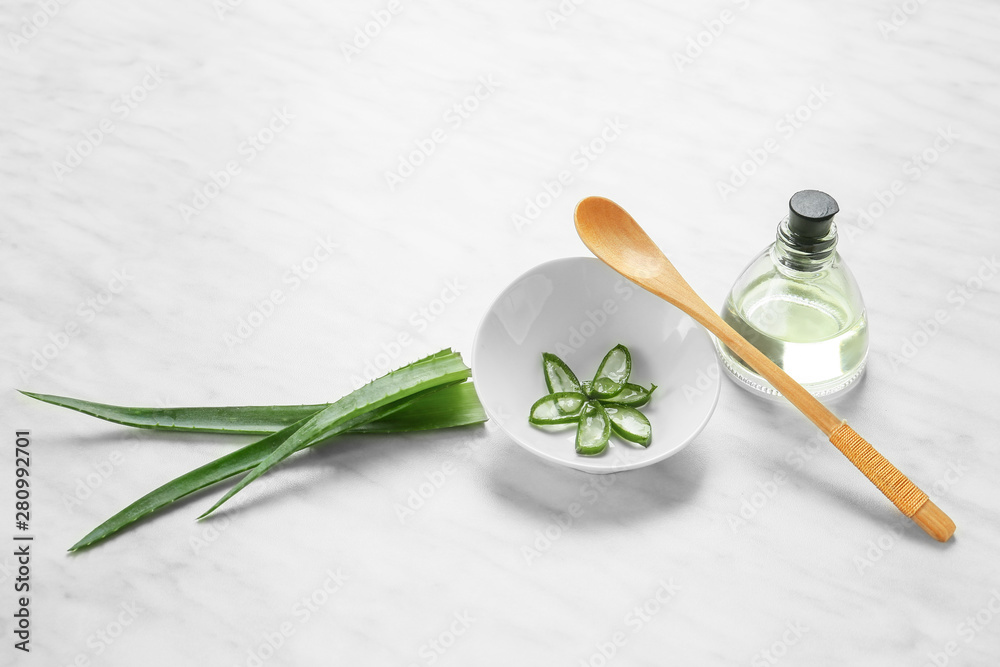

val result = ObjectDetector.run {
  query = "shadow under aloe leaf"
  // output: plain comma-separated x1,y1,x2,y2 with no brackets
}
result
65,474,244,557
69,425,487,552
187,424,489,519
193,432,437,515
71,428,238,447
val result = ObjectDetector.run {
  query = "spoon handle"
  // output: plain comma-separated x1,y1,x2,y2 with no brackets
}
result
656,279,956,542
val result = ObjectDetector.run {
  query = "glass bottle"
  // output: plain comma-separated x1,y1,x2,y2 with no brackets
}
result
716,190,869,400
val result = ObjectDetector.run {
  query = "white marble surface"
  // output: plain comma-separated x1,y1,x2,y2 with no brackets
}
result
2,0,1000,665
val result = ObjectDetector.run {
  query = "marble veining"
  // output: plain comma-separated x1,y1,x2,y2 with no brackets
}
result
1,0,999,665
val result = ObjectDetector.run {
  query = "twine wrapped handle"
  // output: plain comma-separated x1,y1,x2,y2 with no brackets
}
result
829,422,955,542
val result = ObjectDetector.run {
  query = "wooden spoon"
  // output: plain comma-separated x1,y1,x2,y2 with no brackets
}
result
574,195,955,542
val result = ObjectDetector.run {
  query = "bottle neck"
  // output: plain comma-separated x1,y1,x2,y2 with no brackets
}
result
773,216,838,272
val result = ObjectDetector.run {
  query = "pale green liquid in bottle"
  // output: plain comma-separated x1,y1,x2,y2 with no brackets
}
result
718,282,868,397
716,192,869,400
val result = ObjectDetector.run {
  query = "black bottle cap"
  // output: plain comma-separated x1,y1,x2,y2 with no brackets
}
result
787,190,839,238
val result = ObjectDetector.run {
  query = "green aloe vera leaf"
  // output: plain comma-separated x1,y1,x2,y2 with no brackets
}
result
18,391,326,434
68,378,479,552
589,344,632,398
541,352,582,394
599,382,656,408
351,382,486,433
69,419,309,552
575,402,611,456
198,350,471,518
19,382,486,436
603,405,652,447
528,392,587,425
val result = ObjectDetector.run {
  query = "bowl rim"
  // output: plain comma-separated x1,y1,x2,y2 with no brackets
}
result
471,255,721,474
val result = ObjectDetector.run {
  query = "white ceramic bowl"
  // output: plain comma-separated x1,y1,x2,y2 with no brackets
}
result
472,257,720,474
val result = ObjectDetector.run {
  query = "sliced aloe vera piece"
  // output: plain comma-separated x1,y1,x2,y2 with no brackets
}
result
542,352,582,394
604,405,652,446
600,382,656,408
528,392,586,425
575,402,611,456
589,344,632,398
